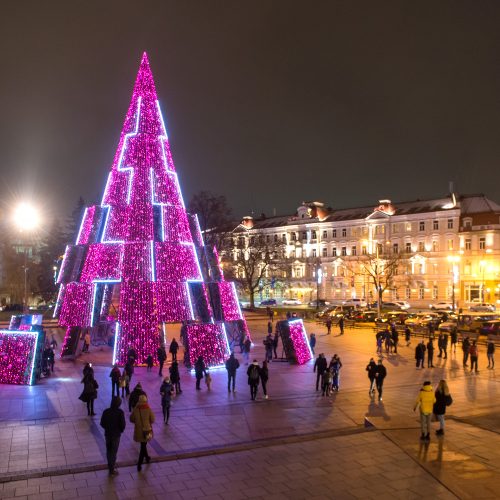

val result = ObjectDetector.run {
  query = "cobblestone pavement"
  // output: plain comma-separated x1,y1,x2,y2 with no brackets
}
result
0,314,499,499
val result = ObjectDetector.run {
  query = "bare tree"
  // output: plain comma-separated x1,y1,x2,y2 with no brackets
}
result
343,250,403,317
223,234,288,308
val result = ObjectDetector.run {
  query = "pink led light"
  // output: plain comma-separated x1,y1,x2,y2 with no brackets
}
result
59,283,93,327
0,330,39,385
185,323,230,368
155,242,202,281
76,206,96,245
218,281,241,321
163,206,192,243
155,282,192,322
80,244,123,282
287,320,313,365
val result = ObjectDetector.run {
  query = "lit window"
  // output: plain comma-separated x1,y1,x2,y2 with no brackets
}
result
406,287,411,299
433,286,438,299
432,241,438,252
418,241,425,252
362,246,367,255
447,239,454,251
419,287,425,299
406,222,412,232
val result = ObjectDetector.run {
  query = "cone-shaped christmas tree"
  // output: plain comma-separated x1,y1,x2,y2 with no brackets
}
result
55,53,248,367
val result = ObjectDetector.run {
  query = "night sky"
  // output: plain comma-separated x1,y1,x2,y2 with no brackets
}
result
1,1,500,225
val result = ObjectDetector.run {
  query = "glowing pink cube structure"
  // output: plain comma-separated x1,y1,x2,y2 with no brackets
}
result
0,330,42,385
283,319,313,365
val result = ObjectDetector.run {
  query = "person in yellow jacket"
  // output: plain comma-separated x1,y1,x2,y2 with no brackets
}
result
413,381,436,441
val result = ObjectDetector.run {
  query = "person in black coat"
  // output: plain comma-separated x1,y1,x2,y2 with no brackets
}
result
259,361,269,399
391,327,399,354
433,380,452,435
100,396,126,475
247,360,260,400
128,383,146,412
169,338,179,362
194,356,206,390
427,339,435,368
415,341,426,369
314,353,328,391
273,331,279,359
79,373,98,416
366,358,377,395
157,346,167,377
375,359,387,401
225,353,240,393
124,361,134,386
169,361,182,394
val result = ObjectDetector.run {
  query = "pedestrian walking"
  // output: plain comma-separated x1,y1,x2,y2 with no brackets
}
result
462,336,470,367
124,360,134,386
242,335,251,365
119,370,129,398
247,360,260,400
82,332,91,353
309,333,316,355
157,345,167,377
441,333,448,359
79,372,98,416
100,396,126,475
130,394,155,472
263,333,273,362
273,330,279,359
470,340,479,373
314,353,328,391
127,346,137,365
83,362,94,377
426,339,434,368
194,356,207,390
330,354,342,391
109,364,121,397
129,383,146,412
433,380,452,436
169,338,179,363
414,381,436,441
405,326,411,346
225,353,240,393
260,360,269,399
47,346,55,372
169,361,182,394
384,328,392,354
50,334,58,350
437,333,444,358
415,341,426,369
391,325,399,354
338,316,345,335
160,377,172,424
326,318,332,335
146,355,154,372
267,321,273,335
321,369,332,397
376,332,383,355
375,359,386,401
366,358,377,395
487,339,495,369
450,327,458,353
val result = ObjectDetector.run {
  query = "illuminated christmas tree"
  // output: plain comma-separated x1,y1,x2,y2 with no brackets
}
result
55,53,247,367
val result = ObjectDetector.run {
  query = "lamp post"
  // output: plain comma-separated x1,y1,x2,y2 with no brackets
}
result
447,255,460,312
479,260,486,302
12,203,40,312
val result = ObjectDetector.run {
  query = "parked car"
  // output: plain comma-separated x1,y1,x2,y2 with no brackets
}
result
379,311,410,324
316,305,336,319
457,313,500,333
429,301,454,310
438,319,458,332
480,320,500,335
259,299,277,306
393,301,411,310
352,310,378,322
282,298,302,305
308,299,330,308
405,313,441,327
342,298,367,308
469,303,496,312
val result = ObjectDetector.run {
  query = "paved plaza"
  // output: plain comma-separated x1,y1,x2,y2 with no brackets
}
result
0,314,499,499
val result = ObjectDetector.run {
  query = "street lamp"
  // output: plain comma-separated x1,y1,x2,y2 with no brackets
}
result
12,202,40,312
479,260,486,302
447,255,460,312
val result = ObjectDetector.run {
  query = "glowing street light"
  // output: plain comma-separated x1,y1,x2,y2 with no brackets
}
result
12,203,40,232
12,202,40,311
447,255,461,312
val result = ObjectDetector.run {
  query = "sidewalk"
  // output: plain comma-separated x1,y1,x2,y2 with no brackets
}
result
0,317,498,498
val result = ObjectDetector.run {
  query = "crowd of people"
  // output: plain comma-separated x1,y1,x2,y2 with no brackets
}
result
72,312,497,476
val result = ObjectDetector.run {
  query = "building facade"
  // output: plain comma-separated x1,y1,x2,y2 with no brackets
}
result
227,194,500,308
